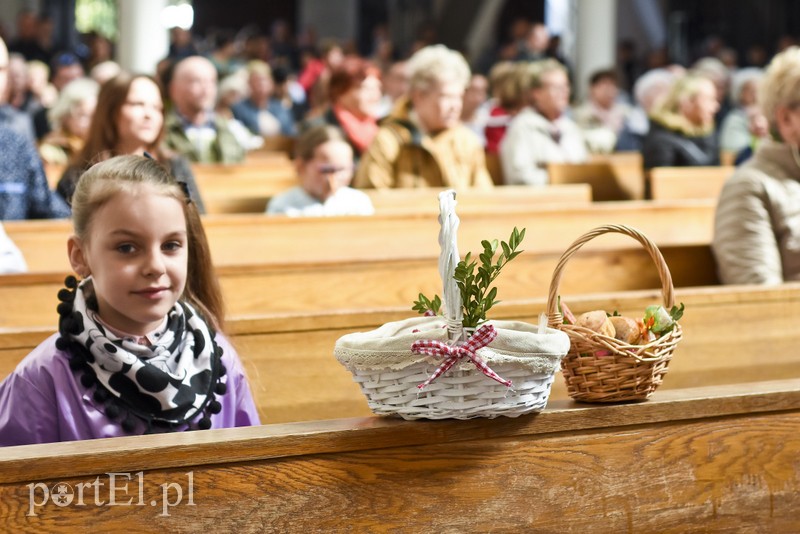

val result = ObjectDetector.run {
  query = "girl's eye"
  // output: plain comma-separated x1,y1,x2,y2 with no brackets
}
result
116,244,135,254
163,241,183,252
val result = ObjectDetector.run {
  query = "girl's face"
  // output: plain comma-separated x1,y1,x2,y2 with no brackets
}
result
298,140,354,202
116,77,164,153
68,184,188,336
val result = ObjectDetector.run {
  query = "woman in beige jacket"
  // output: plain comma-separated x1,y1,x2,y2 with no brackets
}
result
354,45,492,190
713,46,800,284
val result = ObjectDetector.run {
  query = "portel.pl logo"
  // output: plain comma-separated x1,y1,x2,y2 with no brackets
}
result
27,471,195,517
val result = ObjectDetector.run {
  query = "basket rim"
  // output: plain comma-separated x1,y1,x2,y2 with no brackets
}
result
546,224,676,328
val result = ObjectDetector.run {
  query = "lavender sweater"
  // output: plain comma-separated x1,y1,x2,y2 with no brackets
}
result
0,334,261,446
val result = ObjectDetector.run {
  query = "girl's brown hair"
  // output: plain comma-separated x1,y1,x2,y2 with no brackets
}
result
294,124,348,161
72,155,225,331
73,72,168,169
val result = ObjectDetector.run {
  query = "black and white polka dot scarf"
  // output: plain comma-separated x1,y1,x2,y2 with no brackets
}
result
56,276,227,433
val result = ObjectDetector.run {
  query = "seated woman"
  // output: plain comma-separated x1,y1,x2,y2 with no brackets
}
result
57,73,206,213
713,46,800,284
500,59,587,186
642,73,720,171
483,61,527,156
354,44,492,189
719,67,763,154
304,56,382,161
267,125,373,217
38,77,98,165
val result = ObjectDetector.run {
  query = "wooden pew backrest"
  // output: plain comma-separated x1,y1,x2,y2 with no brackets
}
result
2,283,797,425
649,165,734,201
4,200,718,273
551,154,645,200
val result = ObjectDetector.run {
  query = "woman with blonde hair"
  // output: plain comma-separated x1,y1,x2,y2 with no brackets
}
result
714,46,800,284
354,44,492,189
39,77,99,165
642,73,720,171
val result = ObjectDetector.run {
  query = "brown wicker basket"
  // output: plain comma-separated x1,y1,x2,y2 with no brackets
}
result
546,224,682,402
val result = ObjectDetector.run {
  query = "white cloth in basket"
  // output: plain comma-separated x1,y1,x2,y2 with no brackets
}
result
335,316,569,374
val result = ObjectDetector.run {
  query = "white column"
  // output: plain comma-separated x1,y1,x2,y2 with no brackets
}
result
116,0,169,74
573,0,618,101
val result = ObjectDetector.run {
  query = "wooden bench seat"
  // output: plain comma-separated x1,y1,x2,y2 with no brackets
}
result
4,199,717,273
2,283,797,424
649,166,734,201
1,379,798,531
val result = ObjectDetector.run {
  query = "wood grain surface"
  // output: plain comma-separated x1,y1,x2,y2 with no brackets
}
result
0,380,798,532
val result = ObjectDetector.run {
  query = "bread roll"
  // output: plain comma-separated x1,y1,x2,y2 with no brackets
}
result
576,310,616,337
609,316,640,344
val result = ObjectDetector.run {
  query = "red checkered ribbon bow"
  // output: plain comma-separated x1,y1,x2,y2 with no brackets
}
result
411,324,512,389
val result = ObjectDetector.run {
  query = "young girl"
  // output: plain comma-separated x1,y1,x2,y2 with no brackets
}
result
0,155,260,446
266,125,374,216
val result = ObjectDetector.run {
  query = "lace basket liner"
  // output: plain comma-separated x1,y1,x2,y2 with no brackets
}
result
333,190,570,420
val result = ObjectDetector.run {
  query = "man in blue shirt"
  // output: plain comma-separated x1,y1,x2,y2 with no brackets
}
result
0,36,69,220
232,60,296,137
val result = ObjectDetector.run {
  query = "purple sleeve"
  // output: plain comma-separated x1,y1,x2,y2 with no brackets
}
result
0,348,61,446
216,335,261,427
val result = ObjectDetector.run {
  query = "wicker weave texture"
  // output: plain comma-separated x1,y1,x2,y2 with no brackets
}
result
547,224,682,403
350,362,556,420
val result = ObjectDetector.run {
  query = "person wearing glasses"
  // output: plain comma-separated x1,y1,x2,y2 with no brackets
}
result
267,125,373,216
500,58,587,186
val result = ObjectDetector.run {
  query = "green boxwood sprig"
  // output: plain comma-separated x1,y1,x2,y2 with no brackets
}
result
413,227,526,328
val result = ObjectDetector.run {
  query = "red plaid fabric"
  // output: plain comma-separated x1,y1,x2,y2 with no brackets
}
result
411,324,512,389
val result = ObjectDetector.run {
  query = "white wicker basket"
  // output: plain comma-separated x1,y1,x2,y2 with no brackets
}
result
334,191,569,420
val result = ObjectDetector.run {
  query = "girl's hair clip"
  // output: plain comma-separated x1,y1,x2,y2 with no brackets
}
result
143,151,155,160
177,181,193,204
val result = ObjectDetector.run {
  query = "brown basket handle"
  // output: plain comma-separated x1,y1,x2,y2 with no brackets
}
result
546,224,675,327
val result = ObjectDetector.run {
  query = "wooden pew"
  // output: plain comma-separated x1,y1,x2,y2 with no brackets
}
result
193,160,298,214
201,182,592,215
4,199,717,273
649,166,734,201
0,380,798,531
0,243,718,329
2,283,797,425
366,184,592,214
550,151,645,200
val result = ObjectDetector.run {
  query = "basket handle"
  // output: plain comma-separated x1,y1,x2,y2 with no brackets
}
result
438,190,464,341
546,224,675,328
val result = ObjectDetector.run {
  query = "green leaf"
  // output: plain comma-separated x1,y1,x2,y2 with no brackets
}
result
669,303,685,322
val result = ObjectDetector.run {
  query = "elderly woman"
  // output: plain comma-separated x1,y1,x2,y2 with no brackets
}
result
719,67,764,153
713,47,800,284
500,59,587,186
642,73,720,171
354,45,492,189
38,77,98,165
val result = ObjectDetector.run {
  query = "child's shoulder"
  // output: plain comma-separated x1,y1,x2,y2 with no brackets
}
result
6,333,72,389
